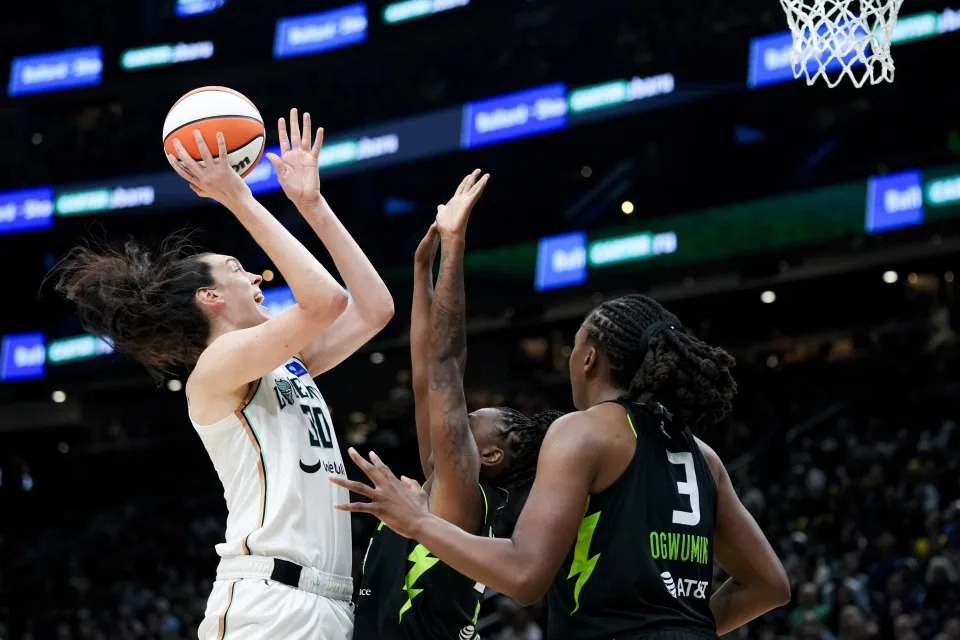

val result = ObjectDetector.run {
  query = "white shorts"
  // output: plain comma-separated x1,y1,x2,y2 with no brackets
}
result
198,578,354,640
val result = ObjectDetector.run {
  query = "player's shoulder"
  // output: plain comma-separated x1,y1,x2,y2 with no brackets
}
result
692,435,725,489
542,403,626,452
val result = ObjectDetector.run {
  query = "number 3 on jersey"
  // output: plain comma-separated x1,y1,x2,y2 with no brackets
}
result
667,451,700,526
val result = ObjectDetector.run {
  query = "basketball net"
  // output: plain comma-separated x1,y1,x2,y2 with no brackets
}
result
778,0,905,87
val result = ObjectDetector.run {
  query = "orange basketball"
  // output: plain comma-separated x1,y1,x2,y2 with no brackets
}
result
162,86,265,178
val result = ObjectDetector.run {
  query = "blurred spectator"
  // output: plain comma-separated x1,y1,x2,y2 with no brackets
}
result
493,597,544,640
790,583,833,631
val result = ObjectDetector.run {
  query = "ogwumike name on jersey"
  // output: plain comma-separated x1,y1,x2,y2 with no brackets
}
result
649,531,710,565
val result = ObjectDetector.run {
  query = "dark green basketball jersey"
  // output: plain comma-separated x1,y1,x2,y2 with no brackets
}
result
354,483,507,640
548,401,718,640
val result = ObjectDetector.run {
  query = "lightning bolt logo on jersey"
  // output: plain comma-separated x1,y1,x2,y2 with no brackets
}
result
399,545,440,622
353,485,505,640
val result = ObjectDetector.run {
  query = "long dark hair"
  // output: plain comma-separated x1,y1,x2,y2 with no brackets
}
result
49,231,215,382
584,294,737,430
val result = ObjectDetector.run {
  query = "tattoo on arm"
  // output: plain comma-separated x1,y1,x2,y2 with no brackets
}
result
430,364,476,483
427,236,477,487
429,243,466,362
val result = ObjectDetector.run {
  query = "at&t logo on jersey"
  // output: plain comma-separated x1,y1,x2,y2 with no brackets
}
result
458,625,478,640
660,571,708,599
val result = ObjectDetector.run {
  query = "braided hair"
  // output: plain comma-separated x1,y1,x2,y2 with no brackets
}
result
488,408,564,537
584,294,737,430
493,408,565,491
49,231,215,383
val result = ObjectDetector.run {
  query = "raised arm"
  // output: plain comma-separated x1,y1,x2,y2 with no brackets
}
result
412,224,440,478
331,412,601,605
700,441,791,635
167,124,348,398
425,170,490,533
273,110,394,377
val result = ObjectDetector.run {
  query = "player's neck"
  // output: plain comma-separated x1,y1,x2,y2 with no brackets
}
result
205,317,240,346
586,384,626,409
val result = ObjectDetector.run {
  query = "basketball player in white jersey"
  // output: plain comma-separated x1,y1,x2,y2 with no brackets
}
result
52,110,394,639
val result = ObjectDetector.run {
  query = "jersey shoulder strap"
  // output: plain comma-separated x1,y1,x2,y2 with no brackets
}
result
478,483,509,528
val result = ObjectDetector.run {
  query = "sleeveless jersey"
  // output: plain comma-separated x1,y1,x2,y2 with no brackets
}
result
353,484,508,640
190,356,352,579
548,401,718,640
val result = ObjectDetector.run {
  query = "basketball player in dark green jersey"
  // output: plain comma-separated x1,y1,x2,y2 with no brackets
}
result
352,170,561,640
334,295,791,639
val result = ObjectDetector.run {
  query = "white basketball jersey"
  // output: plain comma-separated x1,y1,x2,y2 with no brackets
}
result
190,356,352,578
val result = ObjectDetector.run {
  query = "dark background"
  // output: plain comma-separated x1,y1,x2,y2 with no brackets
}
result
1,1,959,638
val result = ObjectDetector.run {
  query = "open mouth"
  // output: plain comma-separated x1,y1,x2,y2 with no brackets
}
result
254,291,265,305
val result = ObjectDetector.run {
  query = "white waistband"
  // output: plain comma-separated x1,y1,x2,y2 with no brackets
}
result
216,556,353,601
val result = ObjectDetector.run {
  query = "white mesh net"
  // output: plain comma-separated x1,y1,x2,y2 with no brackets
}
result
778,0,905,87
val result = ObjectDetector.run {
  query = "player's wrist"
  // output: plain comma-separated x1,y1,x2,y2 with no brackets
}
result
222,188,257,214
296,193,331,217
438,231,467,247
410,511,434,540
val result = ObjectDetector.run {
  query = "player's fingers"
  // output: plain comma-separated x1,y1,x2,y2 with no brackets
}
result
194,129,214,166
173,138,202,175
167,153,195,183
216,132,229,163
400,476,422,491
302,112,312,151
265,153,283,176
289,108,302,150
347,447,377,478
333,501,378,514
469,174,490,199
278,118,290,153
328,475,376,498
454,171,474,196
311,127,324,158
368,451,392,475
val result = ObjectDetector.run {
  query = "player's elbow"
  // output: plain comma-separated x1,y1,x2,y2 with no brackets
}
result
510,570,549,607
754,562,791,608
302,289,349,325
767,567,792,607
369,294,395,329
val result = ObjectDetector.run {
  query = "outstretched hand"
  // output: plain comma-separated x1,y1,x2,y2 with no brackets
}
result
266,108,324,208
329,448,431,539
435,169,489,239
167,130,252,205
